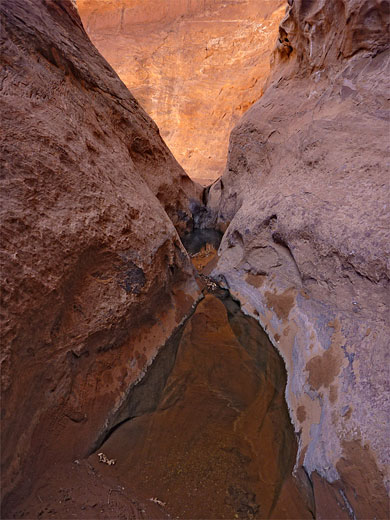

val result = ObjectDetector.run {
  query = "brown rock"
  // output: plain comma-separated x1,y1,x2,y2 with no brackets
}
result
3,459,169,520
77,0,285,182
208,0,390,516
0,0,201,514
86,294,313,519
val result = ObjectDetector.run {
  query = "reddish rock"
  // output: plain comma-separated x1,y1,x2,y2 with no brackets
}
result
3,459,169,520
0,0,201,514
77,0,285,183
208,0,390,517
2,292,315,519
86,294,313,519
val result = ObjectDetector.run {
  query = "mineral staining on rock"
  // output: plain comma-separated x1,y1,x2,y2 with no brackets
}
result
77,0,285,183
207,1,390,517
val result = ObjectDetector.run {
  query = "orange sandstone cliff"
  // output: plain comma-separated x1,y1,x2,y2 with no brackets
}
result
77,0,285,183
207,0,390,517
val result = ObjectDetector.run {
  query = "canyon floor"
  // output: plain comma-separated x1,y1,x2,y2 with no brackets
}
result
7,237,314,520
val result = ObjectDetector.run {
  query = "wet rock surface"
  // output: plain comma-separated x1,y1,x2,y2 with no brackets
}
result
207,0,390,517
6,293,314,520
88,292,313,519
77,0,285,183
4,228,313,518
0,0,201,514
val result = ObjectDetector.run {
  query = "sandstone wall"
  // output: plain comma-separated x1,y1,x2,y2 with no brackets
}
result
0,0,201,512
207,0,390,517
77,0,285,183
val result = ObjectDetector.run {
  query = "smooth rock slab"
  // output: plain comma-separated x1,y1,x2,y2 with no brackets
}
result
92,294,313,519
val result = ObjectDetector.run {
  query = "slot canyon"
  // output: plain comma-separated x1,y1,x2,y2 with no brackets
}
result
0,1,389,519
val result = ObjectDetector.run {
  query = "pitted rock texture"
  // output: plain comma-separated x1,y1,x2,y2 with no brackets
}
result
0,0,201,514
77,0,285,183
207,0,390,518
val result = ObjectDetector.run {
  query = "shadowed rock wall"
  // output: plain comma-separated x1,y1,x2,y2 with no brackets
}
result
77,0,285,183
207,0,390,517
0,0,202,513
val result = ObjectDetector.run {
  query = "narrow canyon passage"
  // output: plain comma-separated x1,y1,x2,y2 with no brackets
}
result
2,1,389,518
87,236,314,520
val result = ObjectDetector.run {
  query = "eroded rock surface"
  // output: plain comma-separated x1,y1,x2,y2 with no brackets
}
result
77,0,285,183
0,0,201,513
207,0,390,517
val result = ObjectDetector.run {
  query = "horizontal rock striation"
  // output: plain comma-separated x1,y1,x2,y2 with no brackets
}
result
77,0,285,183
0,0,201,513
207,0,390,517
